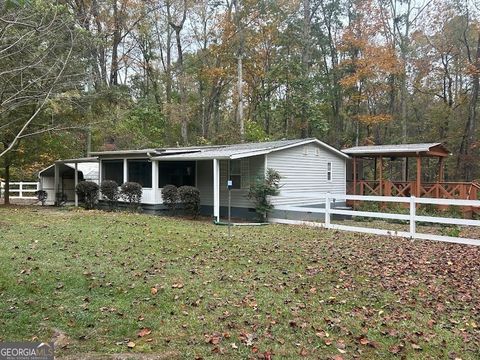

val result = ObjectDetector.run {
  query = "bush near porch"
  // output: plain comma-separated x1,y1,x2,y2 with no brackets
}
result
0,207,479,359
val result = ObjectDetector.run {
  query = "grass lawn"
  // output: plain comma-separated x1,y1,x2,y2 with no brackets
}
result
0,207,479,359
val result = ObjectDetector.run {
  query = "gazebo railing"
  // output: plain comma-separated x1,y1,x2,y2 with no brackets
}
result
348,180,479,200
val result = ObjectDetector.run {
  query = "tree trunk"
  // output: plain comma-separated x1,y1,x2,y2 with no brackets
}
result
458,32,480,180
91,0,108,87
110,0,121,86
169,1,188,144
300,0,311,138
233,0,245,140
3,156,10,205
165,0,173,107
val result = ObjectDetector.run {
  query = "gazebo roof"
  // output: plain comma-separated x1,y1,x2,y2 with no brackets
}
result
342,143,450,158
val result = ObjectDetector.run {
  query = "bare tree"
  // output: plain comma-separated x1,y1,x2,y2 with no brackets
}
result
0,2,81,203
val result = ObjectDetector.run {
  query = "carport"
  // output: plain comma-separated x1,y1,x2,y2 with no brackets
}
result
39,158,98,205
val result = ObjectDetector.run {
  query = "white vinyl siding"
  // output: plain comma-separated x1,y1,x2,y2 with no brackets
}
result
267,143,346,205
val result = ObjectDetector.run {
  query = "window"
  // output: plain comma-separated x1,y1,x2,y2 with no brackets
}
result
159,161,195,188
229,160,241,189
327,162,332,181
315,147,320,156
303,145,308,155
128,159,152,188
102,160,123,185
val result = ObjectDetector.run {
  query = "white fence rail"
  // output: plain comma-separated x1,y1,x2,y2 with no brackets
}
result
0,181,39,199
271,194,480,246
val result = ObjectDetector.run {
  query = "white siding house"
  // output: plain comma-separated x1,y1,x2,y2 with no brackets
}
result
267,142,346,207
45,138,349,220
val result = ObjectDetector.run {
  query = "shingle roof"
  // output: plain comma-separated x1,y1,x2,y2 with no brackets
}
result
342,143,450,156
151,138,349,160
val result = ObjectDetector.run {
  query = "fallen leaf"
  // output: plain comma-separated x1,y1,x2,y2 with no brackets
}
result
411,343,422,350
137,328,152,338
127,341,136,348
359,337,370,345
299,347,308,356
150,287,158,295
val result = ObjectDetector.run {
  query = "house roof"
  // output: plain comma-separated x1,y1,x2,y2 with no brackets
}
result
150,138,349,160
342,143,450,158
39,162,99,180
89,149,159,156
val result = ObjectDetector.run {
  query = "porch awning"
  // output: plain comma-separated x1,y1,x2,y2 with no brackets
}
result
342,143,450,158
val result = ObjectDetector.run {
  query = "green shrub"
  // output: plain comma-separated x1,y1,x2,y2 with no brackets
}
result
162,184,178,214
418,204,439,216
441,225,461,237
178,186,200,218
248,168,281,222
100,180,119,210
120,182,143,211
35,190,47,206
352,201,380,222
75,181,99,210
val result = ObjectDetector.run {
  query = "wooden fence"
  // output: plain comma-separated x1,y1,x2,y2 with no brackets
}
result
0,181,39,199
271,194,480,246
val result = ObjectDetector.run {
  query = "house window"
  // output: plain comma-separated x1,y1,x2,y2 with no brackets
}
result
102,160,123,185
159,161,195,188
315,147,320,156
327,162,332,181
229,160,241,189
303,145,308,155
128,159,152,188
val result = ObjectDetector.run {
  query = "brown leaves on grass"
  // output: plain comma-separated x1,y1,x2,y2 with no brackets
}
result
137,328,152,337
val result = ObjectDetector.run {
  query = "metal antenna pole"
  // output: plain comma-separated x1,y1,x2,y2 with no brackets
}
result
228,188,231,238
228,160,232,238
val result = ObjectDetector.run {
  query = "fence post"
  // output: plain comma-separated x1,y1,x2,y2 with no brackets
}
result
19,182,23,198
325,193,331,228
409,196,416,239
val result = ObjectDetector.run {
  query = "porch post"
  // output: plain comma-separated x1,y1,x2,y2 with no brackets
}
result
353,156,357,195
151,160,158,202
54,162,60,205
405,157,409,180
379,156,383,196
213,158,220,222
74,162,79,207
439,157,445,182
123,158,128,184
416,155,421,197
98,159,102,184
